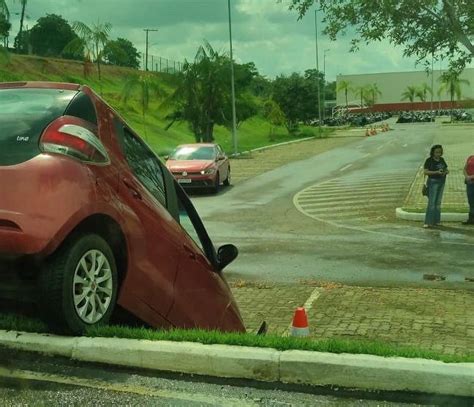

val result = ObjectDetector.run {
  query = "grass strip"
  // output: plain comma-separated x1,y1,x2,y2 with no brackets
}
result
1,313,471,363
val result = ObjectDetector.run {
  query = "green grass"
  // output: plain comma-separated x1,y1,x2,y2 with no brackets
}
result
0,312,471,363
0,54,333,156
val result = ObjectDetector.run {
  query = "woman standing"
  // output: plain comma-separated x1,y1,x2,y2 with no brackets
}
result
423,145,449,228
462,155,474,225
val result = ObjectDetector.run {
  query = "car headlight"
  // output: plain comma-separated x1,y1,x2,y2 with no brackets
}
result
201,168,216,175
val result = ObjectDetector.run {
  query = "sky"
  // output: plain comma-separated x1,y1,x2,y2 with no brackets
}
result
5,0,452,81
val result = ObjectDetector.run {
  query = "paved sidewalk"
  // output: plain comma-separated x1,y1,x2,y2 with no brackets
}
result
404,124,474,212
231,282,474,356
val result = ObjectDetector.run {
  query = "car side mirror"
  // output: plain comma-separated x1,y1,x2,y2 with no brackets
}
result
217,155,225,161
217,244,238,270
164,155,170,161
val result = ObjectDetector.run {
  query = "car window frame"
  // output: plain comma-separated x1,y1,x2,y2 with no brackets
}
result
113,119,167,208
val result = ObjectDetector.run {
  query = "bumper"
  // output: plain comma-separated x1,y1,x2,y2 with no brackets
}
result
174,174,217,188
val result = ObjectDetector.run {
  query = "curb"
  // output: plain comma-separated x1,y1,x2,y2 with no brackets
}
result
396,207,468,222
0,330,472,397
230,136,316,158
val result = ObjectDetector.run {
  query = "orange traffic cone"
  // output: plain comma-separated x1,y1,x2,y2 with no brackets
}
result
290,307,309,337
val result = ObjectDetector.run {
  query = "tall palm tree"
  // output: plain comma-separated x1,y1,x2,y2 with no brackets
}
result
354,85,370,109
64,20,111,80
337,80,351,111
415,83,432,102
121,73,164,140
367,83,382,108
438,72,470,114
401,85,418,106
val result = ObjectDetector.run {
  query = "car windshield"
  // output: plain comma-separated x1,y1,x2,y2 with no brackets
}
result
170,146,215,160
0,88,78,165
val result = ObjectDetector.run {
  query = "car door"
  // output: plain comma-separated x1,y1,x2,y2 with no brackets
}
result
166,184,233,329
112,120,183,321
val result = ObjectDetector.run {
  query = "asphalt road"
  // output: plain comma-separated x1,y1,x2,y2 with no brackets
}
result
191,122,474,288
0,347,457,406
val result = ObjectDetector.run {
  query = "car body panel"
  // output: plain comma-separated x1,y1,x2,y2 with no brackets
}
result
0,81,245,333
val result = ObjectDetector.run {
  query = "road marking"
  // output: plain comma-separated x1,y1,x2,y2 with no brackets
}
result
403,144,408,147
363,153,371,158
376,145,384,150
340,164,353,172
303,288,322,310
0,367,256,407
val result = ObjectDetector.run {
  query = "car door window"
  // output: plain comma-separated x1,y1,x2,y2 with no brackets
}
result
120,126,166,206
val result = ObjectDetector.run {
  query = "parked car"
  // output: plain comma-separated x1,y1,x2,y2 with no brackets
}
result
166,143,231,193
0,81,245,334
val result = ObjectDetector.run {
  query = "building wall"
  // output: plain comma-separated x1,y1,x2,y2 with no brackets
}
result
336,68,474,110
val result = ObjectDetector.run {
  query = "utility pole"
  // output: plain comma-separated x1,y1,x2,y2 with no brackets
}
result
228,0,238,155
314,8,322,132
143,28,158,71
430,52,434,122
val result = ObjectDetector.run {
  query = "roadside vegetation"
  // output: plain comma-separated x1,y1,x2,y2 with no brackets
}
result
0,312,472,363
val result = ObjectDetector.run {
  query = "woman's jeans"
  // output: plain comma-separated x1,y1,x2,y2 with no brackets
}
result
425,178,445,225
467,182,474,219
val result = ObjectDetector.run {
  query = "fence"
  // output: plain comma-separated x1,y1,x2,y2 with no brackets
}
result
141,54,184,74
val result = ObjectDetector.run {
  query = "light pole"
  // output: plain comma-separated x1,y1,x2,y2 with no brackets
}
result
314,8,321,131
227,0,238,155
143,28,158,71
323,49,330,123
430,52,434,122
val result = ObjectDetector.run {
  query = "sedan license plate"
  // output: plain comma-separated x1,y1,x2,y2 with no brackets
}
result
178,178,192,184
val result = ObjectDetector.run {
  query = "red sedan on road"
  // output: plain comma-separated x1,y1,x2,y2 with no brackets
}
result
166,144,231,193
0,81,245,334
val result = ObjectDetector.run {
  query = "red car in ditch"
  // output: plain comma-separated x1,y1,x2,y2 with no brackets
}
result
166,143,231,193
0,81,245,334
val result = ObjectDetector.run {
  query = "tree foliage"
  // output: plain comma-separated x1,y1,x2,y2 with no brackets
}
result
103,37,140,69
0,13,10,47
283,0,474,72
29,14,80,59
272,69,324,131
165,41,258,142
401,85,418,103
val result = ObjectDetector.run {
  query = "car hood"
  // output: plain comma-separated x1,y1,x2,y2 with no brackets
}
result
166,160,214,172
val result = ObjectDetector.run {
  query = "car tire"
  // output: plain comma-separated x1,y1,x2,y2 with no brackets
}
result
212,172,220,194
223,168,231,186
39,233,118,335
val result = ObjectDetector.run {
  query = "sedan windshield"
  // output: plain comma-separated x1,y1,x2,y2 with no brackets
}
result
170,146,215,160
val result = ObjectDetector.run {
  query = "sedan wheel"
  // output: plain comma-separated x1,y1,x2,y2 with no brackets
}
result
223,168,231,186
39,234,118,334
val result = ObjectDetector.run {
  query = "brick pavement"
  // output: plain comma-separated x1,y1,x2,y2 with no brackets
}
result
231,283,474,356
404,124,474,212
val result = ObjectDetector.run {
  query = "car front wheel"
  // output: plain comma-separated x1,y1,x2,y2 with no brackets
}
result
39,233,118,334
223,168,231,186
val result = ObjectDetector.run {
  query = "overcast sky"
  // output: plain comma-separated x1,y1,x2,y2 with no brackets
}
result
7,0,453,80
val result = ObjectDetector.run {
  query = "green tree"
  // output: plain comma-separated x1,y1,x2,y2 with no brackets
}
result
16,0,27,52
103,37,140,69
438,72,470,120
336,80,352,110
0,1,9,19
283,0,474,72
401,85,418,105
272,70,323,130
165,42,257,142
354,85,370,109
325,80,336,101
0,13,10,47
121,73,164,140
65,20,111,79
262,99,287,138
367,83,382,107
415,82,433,102
29,14,79,59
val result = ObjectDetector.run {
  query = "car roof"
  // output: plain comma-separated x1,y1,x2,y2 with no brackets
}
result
0,81,81,91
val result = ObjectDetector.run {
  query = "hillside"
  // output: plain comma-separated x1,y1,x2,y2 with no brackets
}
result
0,54,323,155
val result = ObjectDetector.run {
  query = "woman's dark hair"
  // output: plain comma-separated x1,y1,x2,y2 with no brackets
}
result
430,144,443,157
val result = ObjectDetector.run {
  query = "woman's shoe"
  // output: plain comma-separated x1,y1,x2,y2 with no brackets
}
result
423,224,431,228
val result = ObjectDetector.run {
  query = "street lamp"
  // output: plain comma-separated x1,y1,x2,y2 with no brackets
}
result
143,28,158,71
323,49,330,123
314,8,321,130
227,0,238,156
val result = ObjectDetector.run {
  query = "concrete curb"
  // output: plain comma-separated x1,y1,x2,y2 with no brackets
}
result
0,330,472,397
396,207,468,222
230,136,316,158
